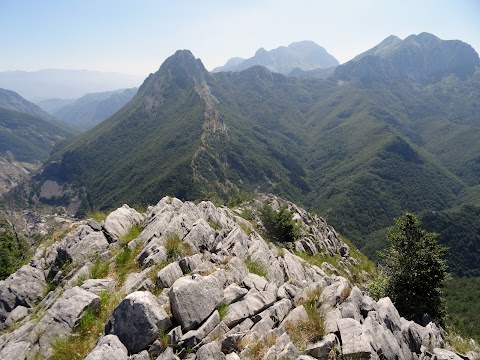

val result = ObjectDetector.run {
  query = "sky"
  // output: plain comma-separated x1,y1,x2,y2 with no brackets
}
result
0,0,479,76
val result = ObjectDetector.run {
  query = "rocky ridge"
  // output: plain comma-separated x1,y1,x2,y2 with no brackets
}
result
1,195,478,359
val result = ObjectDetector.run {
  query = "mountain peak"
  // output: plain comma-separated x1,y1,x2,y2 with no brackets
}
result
335,33,480,83
213,41,339,74
160,49,207,75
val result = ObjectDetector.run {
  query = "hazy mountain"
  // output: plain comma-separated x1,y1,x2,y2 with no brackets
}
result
35,98,76,114
334,32,480,83
17,35,480,278
0,88,53,120
49,88,138,130
212,41,339,74
0,69,144,101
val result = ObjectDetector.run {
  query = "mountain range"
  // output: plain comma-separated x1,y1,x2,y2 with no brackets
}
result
42,88,138,130
213,41,339,74
16,33,479,279
0,69,143,101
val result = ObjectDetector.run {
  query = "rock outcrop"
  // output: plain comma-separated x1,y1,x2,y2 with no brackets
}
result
0,195,478,360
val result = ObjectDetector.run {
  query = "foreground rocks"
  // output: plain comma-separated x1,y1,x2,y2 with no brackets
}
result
0,195,478,360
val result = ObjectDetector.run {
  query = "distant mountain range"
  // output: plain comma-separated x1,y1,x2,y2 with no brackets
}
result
0,88,53,121
0,69,144,101
20,33,480,278
38,88,138,130
213,41,339,74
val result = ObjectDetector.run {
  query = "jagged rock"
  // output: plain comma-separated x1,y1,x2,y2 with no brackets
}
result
253,298,292,325
156,347,180,360
131,350,150,360
216,227,249,259
84,335,129,360
87,219,103,231
195,340,226,360
179,254,203,274
225,353,240,360
181,310,220,348
305,333,338,358
432,348,465,360
223,256,249,283
223,283,248,305
337,318,373,359
263,331,298,360
4,305,29,327
363,311,405,360
123,267,153,294
105,291,172,354
157,262,183,288
183,219,216,252
340,286,363,322
169,275,223,331
223,287,277,328
138,241,168,268
0,265,47,317
0,341,31,360
279,305,308,329
243,273,268,291
46,225,109,281
168,325,183,345
104,204,143,242
35,287,101,357
81,278,116,294
281,250,307,283
277,283,301,300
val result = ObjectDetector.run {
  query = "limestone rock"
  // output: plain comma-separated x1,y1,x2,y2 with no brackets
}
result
337,318,373,359
35,287,101,358
169,275,223,331
180,310,220,347
305,333,338,358
84,335,129,360
105,291,172,354
196,340,226,360
0,265,47,316
156,347,180,360
81,278,116,295
157,262,183,288
223,283,248,305
104,204,144,242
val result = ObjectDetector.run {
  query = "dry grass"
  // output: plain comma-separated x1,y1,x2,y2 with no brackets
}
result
242,332,277,360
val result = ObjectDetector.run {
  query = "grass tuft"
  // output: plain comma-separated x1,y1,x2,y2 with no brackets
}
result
217,302,229,320
244,259,267,278
119,224,144,246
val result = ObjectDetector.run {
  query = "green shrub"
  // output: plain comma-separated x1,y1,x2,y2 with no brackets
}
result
164,233,192,260
120,224,144,246
259,204,300,243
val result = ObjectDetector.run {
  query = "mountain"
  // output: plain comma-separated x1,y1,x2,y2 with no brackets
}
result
0,194,473,359
16,35,480,278
0,88,53,120
35,98,76,114
334,32,480,83
0,69,144,101
48,88,138,130
212,41,339,74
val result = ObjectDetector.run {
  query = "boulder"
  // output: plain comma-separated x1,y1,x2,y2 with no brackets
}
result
183,219,217,252
242,273,268,291
432,348,465,360
169,275,223,331
104,204,143,242
180,310,220,347
157,262,183,288
0,341,31,360
105,291,172,354
179,254,203,274
0,265,47,315
4,306,29,327
34,287,101,358
84,335,129,360
223,283,248,305
337,318,373,359
195,340,226,360
223,288,277,328
156,347,180,360
305,333,338,358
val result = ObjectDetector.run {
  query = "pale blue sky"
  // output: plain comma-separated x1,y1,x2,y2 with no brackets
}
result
0,0,478,76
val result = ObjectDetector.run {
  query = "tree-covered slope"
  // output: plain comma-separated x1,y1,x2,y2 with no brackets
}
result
27,36,480,277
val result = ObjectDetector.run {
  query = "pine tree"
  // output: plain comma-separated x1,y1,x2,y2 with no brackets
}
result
382,212,448,323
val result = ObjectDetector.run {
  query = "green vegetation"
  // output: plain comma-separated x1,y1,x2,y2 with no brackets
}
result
286,287,325,351
259,204,300,243
119,224,144,246
164,233,192,260
381,213,448,323
244,259,267,278
217,302,229,321
444,276,480,341
0,106,77,163
50,291,122,360
0,218,27,280
84,210,108,223
89,257,110,279
114,243,142,285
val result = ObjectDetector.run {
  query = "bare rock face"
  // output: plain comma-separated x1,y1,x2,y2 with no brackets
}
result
0,265,46,325
34,287,100,358
105,291,172,354
169,275,223,331
84,335,129,360
104,204,144,242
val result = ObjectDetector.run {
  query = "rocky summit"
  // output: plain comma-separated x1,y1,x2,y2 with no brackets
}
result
1,194,476,360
